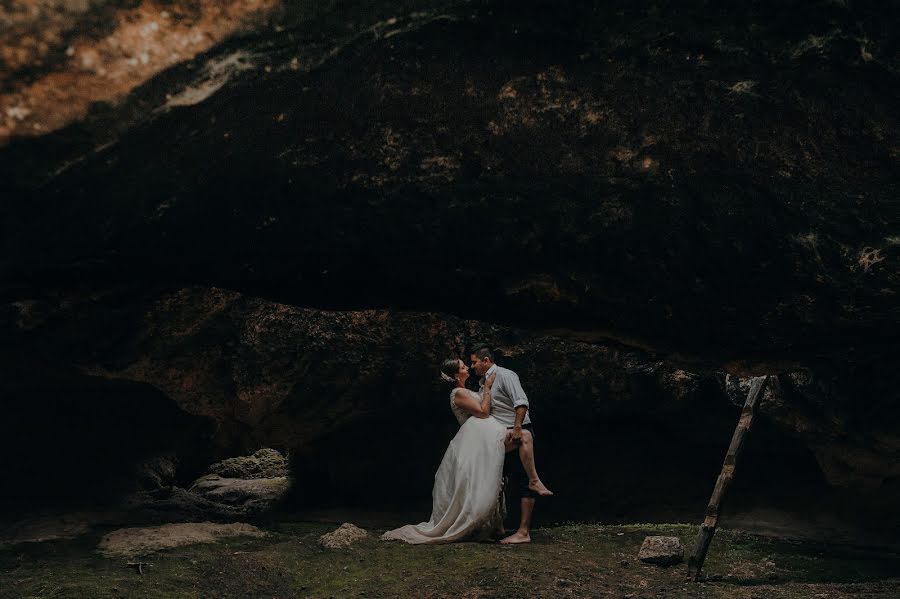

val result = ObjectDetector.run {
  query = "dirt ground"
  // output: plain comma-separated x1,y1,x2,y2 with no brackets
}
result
2,521,899,598
97,521,267,557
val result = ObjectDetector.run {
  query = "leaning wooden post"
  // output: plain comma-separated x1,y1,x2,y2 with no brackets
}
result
687,375,771,581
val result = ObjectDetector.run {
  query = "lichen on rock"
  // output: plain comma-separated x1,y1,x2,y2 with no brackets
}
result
210,448,289,479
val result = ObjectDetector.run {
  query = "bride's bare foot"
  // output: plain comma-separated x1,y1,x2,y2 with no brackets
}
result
528,479,554,496
500,531,531,544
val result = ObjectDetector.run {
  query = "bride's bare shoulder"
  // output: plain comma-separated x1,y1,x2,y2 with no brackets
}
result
450,388,476,400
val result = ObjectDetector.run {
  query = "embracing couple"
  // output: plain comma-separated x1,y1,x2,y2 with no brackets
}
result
382,346,552,545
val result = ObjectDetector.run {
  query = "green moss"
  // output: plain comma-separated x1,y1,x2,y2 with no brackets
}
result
2,522,898,598
209,448,289,480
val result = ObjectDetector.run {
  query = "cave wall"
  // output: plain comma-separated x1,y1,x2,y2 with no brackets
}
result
1,0,897,357
2,287,895,530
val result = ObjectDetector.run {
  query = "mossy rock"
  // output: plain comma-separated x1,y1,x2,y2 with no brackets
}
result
209,448,288,479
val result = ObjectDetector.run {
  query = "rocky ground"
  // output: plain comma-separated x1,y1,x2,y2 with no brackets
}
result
2,521,899,598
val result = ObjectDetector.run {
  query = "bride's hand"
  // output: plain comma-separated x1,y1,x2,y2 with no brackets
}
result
484,373,496,389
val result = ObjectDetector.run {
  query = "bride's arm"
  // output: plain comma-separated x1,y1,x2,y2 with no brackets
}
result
451,374,496,418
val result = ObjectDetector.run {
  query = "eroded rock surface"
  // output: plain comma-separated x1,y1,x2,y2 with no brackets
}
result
0,0,280,144
210,448,289,479
1,0,896,358
2,286,897,531
126,448,291,518
189,475,290,510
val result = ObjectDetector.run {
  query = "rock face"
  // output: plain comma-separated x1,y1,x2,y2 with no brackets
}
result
135,453,179,491
0,0,896,358
763,374,900,497
0,0,280,144
2,286,897,531
638,536,684,566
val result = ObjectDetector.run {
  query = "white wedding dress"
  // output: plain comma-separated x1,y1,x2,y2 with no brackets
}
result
381,388,507,544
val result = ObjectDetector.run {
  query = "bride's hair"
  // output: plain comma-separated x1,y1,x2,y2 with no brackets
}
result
440,358,461,384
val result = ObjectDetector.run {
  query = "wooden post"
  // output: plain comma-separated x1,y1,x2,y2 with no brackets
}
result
687,375,770,581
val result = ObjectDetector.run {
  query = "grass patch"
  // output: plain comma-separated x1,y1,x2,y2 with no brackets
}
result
2,522,899,598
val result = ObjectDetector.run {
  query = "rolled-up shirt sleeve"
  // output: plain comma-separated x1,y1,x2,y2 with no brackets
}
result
504,372,530,409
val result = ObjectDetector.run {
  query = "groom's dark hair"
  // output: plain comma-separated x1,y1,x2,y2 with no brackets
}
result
471,346,494,362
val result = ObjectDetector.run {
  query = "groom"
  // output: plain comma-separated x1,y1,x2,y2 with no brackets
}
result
470,345,541,544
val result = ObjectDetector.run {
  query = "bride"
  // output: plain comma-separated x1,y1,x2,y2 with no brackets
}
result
381,358,550,544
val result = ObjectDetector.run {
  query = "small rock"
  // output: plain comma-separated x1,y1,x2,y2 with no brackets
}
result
638,536,684,566
319,523,369,549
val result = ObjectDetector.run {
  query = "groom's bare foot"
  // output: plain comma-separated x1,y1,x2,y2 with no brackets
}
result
500,531,531,544
528,480,554,496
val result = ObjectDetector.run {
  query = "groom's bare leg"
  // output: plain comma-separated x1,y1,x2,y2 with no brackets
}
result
517,431,552,497
505,431,552,496
501,498,535,544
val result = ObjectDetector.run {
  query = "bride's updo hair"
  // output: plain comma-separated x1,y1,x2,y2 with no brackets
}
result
440,358,461,384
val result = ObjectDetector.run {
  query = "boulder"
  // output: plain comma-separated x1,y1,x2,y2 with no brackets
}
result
188,474,290,512
209,448,289,479
638,536,684,566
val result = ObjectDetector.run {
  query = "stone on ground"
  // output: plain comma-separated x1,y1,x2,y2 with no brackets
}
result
638,535,684,566
318,523,368,549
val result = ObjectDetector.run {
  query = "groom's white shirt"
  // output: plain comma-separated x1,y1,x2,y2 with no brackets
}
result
479,364,532,427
